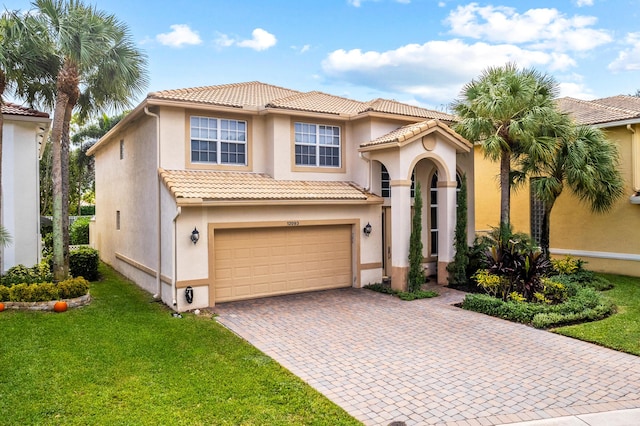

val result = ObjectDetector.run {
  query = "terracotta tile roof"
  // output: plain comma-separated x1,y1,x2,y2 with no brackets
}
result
267,91,364,115
556,96,640,125
159,168,381,203
360,119,471,150
149,81,301,108
148,81,455,120
362,98,455,121
1,102,49,118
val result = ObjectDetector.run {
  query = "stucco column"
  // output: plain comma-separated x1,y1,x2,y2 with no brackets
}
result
390,181,411,291
437,181,457,285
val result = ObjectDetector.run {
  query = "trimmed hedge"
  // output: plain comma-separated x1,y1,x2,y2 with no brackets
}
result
70,247,99,281
0,277,89,302
461,286,614,329
70,216,91,245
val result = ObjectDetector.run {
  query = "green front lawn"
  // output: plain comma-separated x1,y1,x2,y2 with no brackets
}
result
554,274,640,356
0,264,359,426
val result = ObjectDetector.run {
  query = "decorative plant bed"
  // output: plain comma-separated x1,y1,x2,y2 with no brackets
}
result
1,294,91,311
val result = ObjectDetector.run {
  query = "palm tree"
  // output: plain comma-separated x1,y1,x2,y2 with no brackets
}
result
31,0,147,280
452,63,570,227
523,125,624,255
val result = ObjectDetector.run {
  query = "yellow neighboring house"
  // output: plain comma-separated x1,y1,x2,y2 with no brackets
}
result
88,82,474,310
474,95,640,277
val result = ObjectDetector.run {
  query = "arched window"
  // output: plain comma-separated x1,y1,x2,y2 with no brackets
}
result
430,171,462,256
381,164,415,198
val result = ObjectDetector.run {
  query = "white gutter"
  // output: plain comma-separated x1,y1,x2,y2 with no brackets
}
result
171,207,181,307
359,151,372,191
144,107,162,299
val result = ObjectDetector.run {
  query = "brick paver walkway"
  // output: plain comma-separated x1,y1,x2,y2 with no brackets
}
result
214,286,640,426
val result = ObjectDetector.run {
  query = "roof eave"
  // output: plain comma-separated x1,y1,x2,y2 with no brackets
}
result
175,197,384,207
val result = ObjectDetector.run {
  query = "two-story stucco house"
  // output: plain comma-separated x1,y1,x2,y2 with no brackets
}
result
88,82,474,310
1,103,50,271
474,95,640,277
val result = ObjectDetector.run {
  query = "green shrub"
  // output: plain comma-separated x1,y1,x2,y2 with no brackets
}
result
80,205,95,216
551,255,581,275
58,277,90,299
70,216,91,245
2,261,52,287
396,290,438,301
0,285,9,301
70,247,99,281
30,283,59,301
9,283,32,301
461,286,614,328
363,283,396,294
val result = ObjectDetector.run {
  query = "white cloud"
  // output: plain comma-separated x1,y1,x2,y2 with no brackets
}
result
575,0,594,6
214,28,277,51
214,33,235,48
556,73,596,99
156,24,202,48
322,39,575,103
237,28,277,51
445,3,611,52
608,33,640,72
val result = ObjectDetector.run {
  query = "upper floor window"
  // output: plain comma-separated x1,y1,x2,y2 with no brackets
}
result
190,116,246,165
294,122,340,167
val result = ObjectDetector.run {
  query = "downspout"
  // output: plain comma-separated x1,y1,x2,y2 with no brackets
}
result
172,207,181,307
627,124,640,196
144,106,162,299
359,151,372,191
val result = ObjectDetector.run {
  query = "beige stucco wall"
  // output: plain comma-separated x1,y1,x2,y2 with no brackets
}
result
169,203,383,311
2,118,46,270
93,114,160,293
473,125,640,277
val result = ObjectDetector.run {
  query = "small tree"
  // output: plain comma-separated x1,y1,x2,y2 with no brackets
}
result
447,174,468,287
408,181,424,292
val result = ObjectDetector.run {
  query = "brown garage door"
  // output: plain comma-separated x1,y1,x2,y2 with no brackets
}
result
214,225,353,303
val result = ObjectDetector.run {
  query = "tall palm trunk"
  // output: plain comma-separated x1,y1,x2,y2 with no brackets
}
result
500,150,511,226
51,60,79,281
51,92,69,281
540,200,555,258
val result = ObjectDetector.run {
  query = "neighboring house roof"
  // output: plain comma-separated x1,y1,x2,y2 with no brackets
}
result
359,119,472,153
556,96,640,126
149,81,454,121
1,102,49,118
159,168,383,205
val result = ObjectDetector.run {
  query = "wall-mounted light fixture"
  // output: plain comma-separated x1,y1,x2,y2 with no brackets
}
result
190,227,200,244
363,222,372,237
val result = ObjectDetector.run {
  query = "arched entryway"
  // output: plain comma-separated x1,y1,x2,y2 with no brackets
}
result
360,120,472,289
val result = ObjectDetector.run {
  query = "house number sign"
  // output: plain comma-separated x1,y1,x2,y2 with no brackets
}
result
286,221,300,226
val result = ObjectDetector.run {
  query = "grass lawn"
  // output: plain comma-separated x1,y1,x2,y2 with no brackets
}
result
0,264,359,426
554,274,640,356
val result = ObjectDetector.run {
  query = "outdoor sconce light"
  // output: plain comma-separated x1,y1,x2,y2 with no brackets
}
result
190,227,200,245
363,222,372,237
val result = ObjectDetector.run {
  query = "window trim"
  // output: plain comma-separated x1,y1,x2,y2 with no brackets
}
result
291,119,346,173
185,110,252,171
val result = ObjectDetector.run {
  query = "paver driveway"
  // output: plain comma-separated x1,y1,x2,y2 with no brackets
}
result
214,286,640,426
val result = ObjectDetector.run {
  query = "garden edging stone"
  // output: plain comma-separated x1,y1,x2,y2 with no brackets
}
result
2,293,91,311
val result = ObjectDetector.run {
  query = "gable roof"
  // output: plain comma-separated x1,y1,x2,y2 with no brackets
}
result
159,168,383,206
1,102,49,118
359,119,472,153
149,81,454,121
556,96,640,126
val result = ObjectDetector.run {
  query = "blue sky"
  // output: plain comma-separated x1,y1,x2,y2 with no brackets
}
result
4,0,640,111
